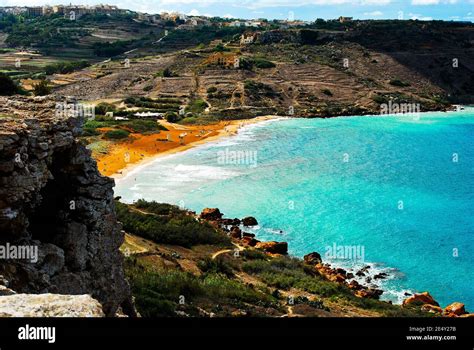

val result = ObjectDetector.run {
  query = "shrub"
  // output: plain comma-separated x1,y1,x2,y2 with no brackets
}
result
165,111,181,123
253,58,276,69
207,86,218,94
197,257,235,278
95,102,116,115
104,129,130,139
321,88,333,96
123,120,167,133
44,60,89,75
125,261,276,317
116,201,230,247
186,99,208,114
389,79,410,87
0,73,18,96
213,43,230,52
33,79,51,96
82,127,100,136
134,200,182,215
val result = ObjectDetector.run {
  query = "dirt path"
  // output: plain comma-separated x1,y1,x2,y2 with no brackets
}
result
211,243,244,260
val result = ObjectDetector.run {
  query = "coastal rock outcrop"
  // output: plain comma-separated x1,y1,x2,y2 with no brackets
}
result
402,292,439,307
444,302,466,316
421,304,443,314
304,252,322,265
0,293,104,317
200,208,223,221
242,216,258,226
0,96,134,316
229,226,242,239
255,241,288,255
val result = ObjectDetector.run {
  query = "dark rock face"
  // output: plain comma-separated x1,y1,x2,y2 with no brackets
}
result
242,216,258,226
199,208,223,221
303,252,322,265
0,96,134,316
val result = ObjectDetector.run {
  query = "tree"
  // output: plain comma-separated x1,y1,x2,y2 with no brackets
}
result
165,111,180,123
0,73,18,96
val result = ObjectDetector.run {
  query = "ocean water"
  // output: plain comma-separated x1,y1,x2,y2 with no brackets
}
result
115,109,474,309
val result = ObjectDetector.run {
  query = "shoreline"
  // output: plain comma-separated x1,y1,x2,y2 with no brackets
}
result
96,107,472,180
99,115,284,180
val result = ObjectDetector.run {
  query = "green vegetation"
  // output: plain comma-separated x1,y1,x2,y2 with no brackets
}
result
243,257,345,297
165,111,181,123
125,259,277,317
104,129,130,139
44,60,90,75
124,97,181,113
299,29,319,45
389,79,410,87
123,120,167,133
371,92,413,105
161,26,246,49
241,255,429,316
83,118,167,137
213,43,230,52
95,102,116,115
197,257,235,278
33,79,52,96
244,80,277,97
0,73,20,96
133,199,183,215
116,200,231,247
185,99,208,115
241,57,276,70
93,40,132,57
3,13,163,59
154,67,176,78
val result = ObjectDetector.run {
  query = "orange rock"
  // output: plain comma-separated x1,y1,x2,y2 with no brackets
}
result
347,280,362,290
329,274,346,283
421,304,443,314
229,226,242,239
355,288,383,299
200,208,222,221
444,302,466,316
255,241,288,255
403,292,439,307
459,313,474,318
303,252,322,265
241,236,258,247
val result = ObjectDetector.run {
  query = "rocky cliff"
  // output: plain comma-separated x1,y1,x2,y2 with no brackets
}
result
0,96,134,316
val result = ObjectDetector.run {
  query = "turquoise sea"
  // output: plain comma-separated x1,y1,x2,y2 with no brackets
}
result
115,109,474,309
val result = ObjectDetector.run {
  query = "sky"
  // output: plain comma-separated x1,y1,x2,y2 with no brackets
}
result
0,0,473,22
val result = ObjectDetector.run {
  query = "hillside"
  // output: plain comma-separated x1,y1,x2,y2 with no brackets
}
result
117,200,463,318
1,15,472,120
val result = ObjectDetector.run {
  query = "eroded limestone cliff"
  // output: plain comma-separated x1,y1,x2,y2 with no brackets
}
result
0,96,134,316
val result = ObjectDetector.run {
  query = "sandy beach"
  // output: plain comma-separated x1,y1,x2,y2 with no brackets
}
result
94,115,281,179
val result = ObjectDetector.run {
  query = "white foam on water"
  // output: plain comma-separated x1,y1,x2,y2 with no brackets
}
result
173,164,239,180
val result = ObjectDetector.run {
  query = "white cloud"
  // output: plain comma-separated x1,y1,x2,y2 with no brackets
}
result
412,0,439,4
409,12,433,20
364,10,384,16
223,13,235,18
187,9,200,16
130,0,394,9
412,0,458,4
